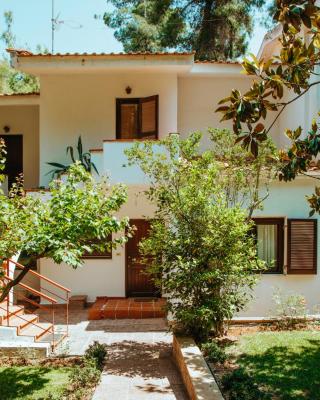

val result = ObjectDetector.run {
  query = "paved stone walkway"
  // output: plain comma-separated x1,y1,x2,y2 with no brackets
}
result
93,339,188,400
39,309,189,399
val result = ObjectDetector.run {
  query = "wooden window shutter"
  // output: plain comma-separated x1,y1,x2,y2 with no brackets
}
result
287,219,317,274
139,95,159,139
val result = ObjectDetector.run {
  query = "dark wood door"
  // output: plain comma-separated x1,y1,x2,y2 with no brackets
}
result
1,135,23,190
126,219,158,297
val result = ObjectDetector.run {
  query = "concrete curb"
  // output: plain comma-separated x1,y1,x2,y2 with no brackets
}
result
173,335,224,400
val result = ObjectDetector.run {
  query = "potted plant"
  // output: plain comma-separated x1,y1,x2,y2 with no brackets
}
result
47,136,99,178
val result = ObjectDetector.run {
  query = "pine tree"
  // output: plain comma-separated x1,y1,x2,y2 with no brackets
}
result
101,0,265,60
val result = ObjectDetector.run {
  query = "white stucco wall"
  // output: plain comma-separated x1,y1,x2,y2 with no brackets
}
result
178,76,280,150
39,185,156,302
39,73,178,186
0,105,39,189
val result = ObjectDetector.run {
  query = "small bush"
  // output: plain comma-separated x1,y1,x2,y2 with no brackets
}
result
64,341,107,399
222,368,271,400
201,341,227,363
272,288,307,329
69,359,101,390
85,341,107,370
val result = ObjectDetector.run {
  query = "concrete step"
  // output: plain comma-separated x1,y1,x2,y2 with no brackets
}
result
0,303,24,322
19,322,53,341
5,314,39,332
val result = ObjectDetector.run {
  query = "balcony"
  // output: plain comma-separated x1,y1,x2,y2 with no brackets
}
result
90,139,163,185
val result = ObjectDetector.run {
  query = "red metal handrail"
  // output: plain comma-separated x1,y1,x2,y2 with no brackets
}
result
8,259,71,293
1,259,71,349
4,276,57,304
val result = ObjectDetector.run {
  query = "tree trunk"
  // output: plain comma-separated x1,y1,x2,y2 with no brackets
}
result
0,262,32,303
195,0,215,60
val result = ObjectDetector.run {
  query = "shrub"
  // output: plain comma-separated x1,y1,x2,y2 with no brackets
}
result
126,132,271,341
84,341,107,370
222,368,271,400
64,342,107,399
271,288,307,329
201,341,227,363
69,359,101,390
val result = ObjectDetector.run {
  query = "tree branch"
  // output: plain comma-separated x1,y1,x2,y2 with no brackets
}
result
0,263,33,303
266,80,320,135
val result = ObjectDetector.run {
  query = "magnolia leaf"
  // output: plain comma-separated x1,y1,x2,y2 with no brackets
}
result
254,123,265,133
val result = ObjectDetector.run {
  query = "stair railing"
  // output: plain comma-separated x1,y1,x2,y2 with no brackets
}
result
1,259,71,349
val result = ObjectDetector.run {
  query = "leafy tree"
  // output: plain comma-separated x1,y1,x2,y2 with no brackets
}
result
217,0,320,215
0,11,40,94
126,131,273,340
0,161,129,303
101,0,265,60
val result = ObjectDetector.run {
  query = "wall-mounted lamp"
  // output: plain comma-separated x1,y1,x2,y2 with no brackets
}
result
125,86,132,95
3,126,10,133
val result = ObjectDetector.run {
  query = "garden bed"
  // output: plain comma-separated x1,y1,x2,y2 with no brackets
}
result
205,328,320,400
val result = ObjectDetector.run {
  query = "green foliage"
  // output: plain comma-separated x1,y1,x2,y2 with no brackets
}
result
0,163,128,267
201,341,228,363
126,132,269,340
0,137,6,182
65,342,107,399
217,0,320,215
47,136,99,177
84,341,107,370
0,162,129,302
0,11,40,94
101,0,264,60
222,367,271,400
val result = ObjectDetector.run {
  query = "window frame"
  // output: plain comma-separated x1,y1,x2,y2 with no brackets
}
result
116,95,159,140
252,217,285,274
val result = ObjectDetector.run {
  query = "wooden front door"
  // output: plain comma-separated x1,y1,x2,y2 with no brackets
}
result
1,135,23,190
126,219,158,297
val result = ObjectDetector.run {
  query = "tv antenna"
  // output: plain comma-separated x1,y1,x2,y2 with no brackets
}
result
51,0,83,53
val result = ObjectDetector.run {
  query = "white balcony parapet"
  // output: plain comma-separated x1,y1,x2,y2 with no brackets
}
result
103,140,163,185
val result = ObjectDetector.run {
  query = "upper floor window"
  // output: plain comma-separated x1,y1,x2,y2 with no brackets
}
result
116,95,159,140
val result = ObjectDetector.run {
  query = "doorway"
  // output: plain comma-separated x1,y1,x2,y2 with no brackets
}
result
126,219,158,297
1,134,23,190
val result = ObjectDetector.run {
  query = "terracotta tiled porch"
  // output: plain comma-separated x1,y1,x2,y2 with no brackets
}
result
88,297,167,320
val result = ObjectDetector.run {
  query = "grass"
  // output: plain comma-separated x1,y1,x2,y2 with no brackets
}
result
0,366,73,400
226,330,320,400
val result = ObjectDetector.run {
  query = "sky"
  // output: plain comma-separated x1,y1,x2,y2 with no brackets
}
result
0,0,268,56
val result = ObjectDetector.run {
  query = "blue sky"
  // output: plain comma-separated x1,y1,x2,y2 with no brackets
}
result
0,0,267,56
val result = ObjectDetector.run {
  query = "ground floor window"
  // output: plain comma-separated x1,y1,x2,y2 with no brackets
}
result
253,218,284,273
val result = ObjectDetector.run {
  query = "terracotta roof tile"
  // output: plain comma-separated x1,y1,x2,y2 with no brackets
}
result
194,59,240,64
7,48,195,57
0,92,40,97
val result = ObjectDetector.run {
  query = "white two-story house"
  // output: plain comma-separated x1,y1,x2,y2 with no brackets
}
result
0,46,319,318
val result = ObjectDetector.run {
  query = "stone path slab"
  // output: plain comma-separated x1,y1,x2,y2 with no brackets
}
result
93,339,187,399
41,309,188,399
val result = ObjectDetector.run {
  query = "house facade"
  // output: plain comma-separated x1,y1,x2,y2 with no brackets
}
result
1,48,319,317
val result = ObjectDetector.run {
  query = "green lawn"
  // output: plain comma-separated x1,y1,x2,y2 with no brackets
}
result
227,331,320,400
0,366,73,400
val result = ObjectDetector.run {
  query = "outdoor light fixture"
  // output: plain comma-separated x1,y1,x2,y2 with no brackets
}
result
3,126,10,133
125,86,132,94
